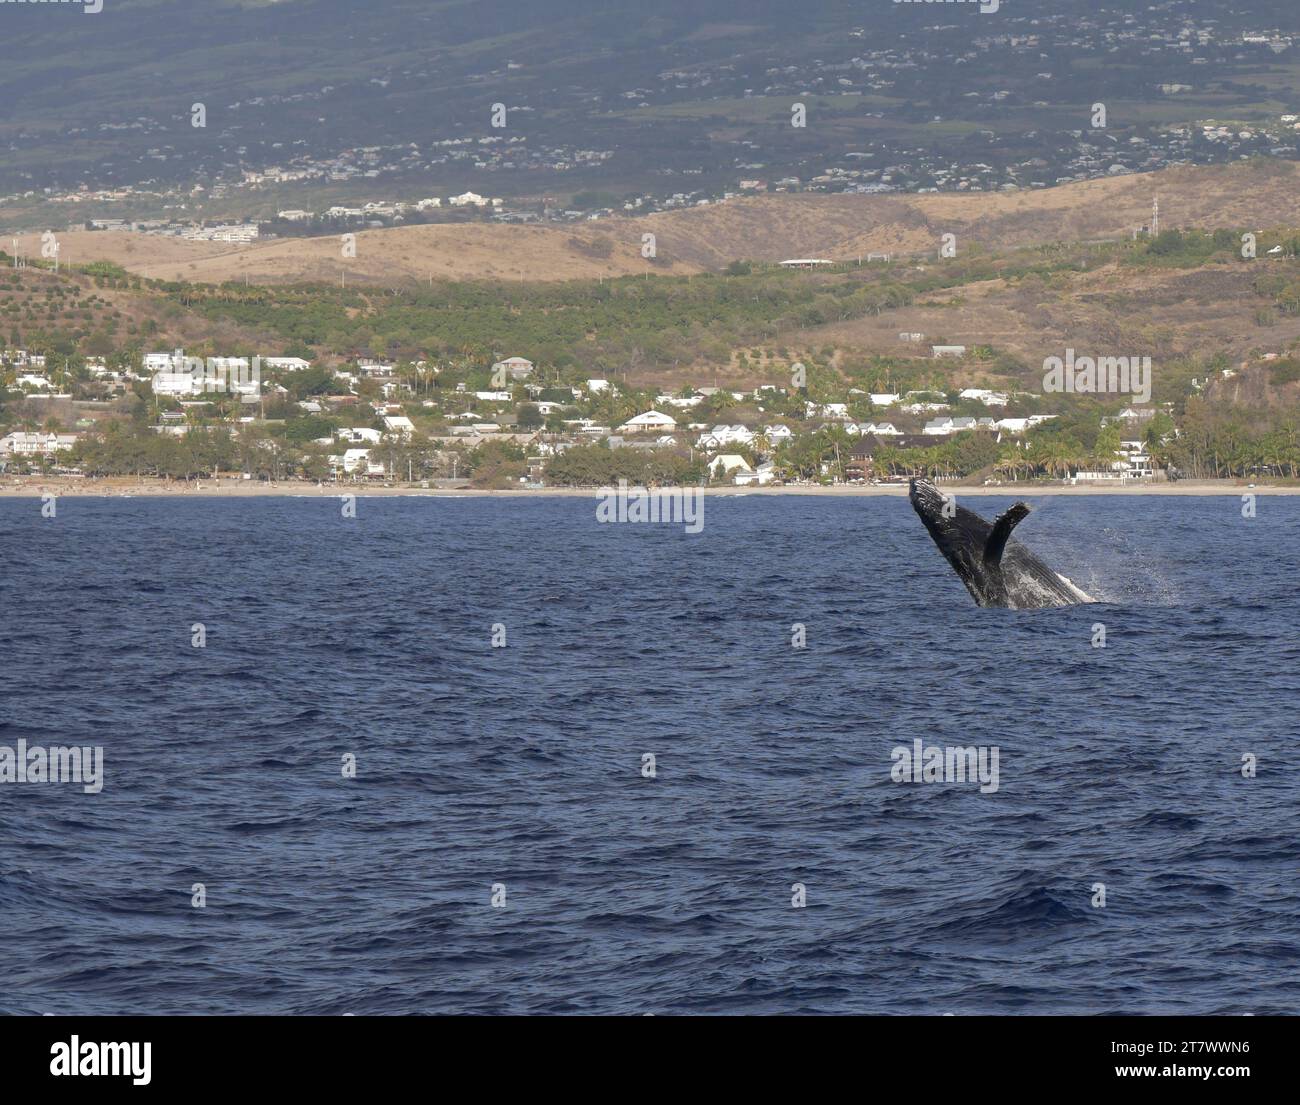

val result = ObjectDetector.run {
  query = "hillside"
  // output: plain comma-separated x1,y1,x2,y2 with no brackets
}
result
13,224,696,286
20,161,1300,285
803,260,1300,376
641,161,1300,268
2,0,1298,210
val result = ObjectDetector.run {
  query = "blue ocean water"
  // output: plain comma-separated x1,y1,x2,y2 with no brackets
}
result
1,491,1297,1015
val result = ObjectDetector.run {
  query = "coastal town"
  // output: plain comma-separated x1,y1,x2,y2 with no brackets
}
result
0,340,1175,490
4,196,1297,493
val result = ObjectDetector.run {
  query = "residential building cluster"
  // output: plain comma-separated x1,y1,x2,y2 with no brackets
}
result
1,336,1182,485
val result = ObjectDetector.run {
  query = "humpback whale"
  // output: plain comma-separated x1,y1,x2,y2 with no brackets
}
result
908,478,1093,609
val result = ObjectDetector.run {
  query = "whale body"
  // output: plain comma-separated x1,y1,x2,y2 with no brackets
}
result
908,478,1092,609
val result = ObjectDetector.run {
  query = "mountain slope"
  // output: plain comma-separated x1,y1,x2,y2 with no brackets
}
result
20,160,1299,284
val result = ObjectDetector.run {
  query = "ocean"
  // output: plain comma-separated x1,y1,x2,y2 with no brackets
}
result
1,492,1297,1014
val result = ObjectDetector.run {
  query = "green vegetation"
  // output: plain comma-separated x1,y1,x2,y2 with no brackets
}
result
1164,397,1300,479
73,425,238,480
152,243,1113,378
545,444,701,486
161,270,914,373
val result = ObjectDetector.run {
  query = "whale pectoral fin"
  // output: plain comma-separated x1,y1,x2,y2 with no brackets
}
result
984,502,1030,565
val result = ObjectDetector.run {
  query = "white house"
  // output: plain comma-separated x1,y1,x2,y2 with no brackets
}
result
449,191,489,207
5,351,47,369
806,402,850,419
924,416,985,435
492,356,534,381
586,378,612,395
1076,441,1156,482
0,431,79,457
931,345,967,358
618,410,677,433
383,415,415,437
264,357,312,371
338,427,383,444
1120,442,1156,478
711,454,753,479
764,424,794,443
151,370,202,397
869,393,901,406
656,393,705,408
959,388,1008,406
697,424,754,448
734,460,777,486
204,223,259,244
335,448,383,476
143,349,184,374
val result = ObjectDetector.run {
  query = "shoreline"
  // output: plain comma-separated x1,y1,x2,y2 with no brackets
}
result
0,478,1291,498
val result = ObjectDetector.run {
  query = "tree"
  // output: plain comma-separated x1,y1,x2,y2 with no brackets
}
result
1091,423,1123,471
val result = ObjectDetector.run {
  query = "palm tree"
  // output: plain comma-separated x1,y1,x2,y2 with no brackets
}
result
1091,424,1123,475
874,444,902,477
1027,437,1071,480
994,439,1022,483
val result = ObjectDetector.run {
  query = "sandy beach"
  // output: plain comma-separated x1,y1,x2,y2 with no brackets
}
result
1,477,1294,498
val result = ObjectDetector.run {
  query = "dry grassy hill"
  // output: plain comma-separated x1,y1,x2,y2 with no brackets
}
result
14,223,696,286
801,262,1300,370
15,160,1300,286
640,160,1300,268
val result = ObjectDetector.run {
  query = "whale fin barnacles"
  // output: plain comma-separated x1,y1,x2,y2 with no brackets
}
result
984,502,1030,565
